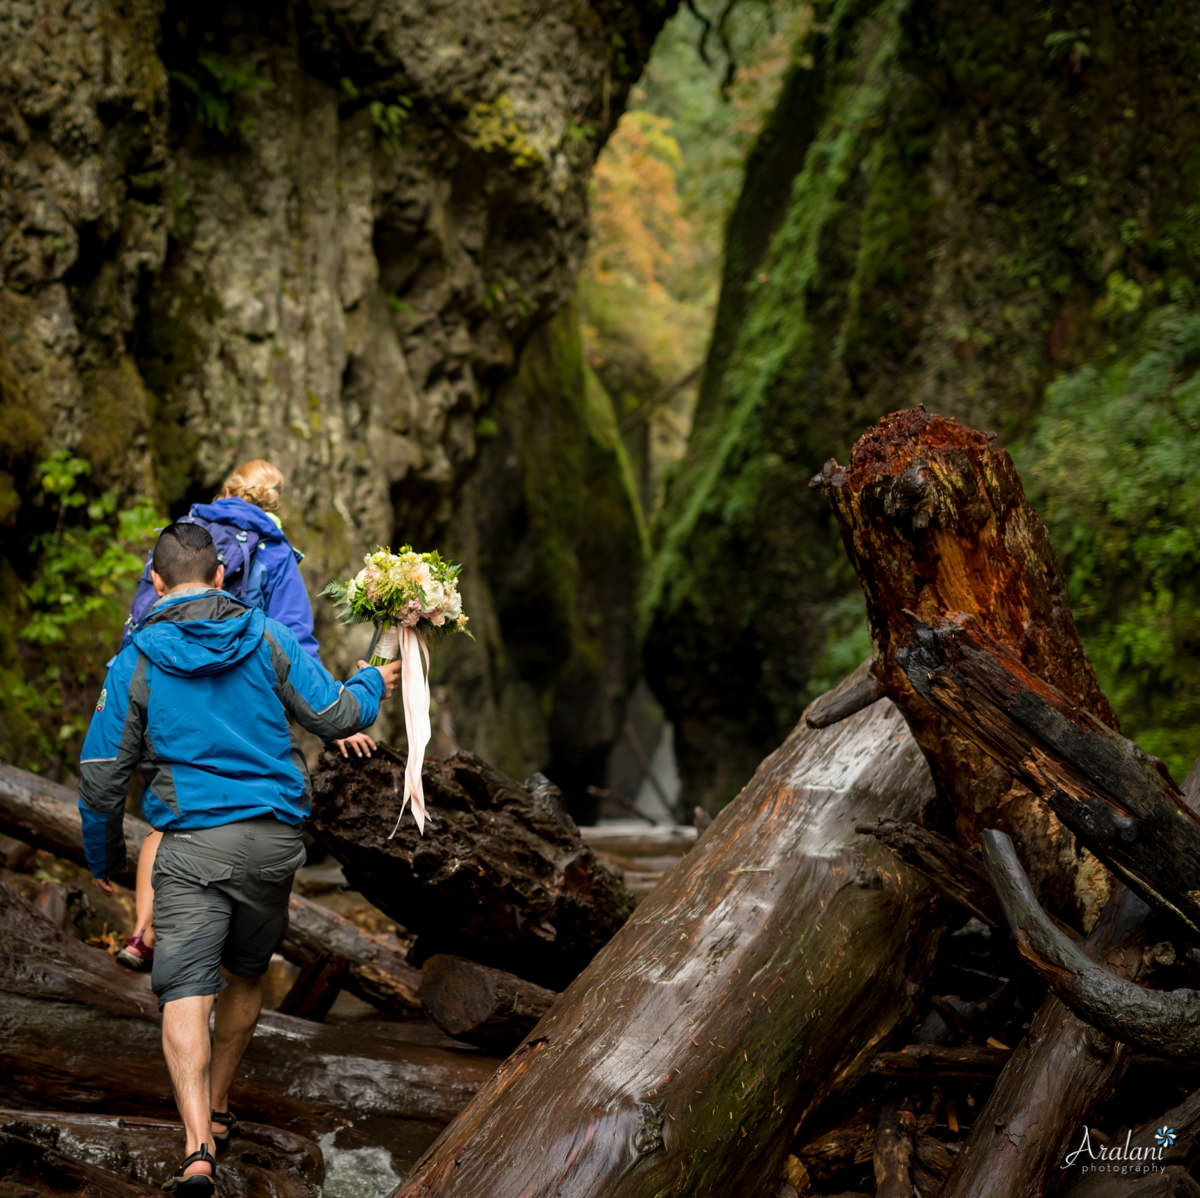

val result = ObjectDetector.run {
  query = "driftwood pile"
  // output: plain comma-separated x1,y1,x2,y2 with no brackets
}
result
5,407,1200,1197
0,752,635,1193
393,409,1200,1196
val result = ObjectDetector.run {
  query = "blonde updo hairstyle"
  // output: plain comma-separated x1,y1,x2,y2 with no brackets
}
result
220,459,285,513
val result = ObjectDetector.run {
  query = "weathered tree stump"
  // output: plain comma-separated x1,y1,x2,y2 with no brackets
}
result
901,616,1200,936
816,406,1115,921
420,955,556,1051
309,750,633,989
816,409,1138,1196
391,693,940,1197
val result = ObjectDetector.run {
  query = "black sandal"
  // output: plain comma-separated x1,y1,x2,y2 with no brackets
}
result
211,1108,239,1151
162,1143,216,1194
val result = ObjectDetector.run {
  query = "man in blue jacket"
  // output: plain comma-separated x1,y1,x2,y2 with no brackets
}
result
79,521,400,1194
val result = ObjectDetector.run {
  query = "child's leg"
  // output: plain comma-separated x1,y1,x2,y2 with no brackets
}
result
134,829,162,947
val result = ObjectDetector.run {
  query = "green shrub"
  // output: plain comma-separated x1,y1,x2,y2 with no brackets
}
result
1,453,162,776
1020,306,1200,779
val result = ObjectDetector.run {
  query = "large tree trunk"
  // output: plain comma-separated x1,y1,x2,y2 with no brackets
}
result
309,750,633,989
0,762,421,1015
392,688,940,1197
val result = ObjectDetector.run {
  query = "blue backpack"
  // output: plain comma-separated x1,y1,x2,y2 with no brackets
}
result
126,515,266,632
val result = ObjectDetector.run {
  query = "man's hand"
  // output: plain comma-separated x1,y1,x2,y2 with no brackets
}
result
95,877,115,896
336,731,377,758
356,659,403,698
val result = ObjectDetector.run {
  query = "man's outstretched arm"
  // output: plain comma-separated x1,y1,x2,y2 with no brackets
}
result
261,620,397,741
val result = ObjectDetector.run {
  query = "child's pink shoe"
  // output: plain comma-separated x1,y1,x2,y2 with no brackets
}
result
116,931,153,971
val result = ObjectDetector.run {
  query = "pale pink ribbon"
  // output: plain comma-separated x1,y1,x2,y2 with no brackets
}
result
389,624,430,837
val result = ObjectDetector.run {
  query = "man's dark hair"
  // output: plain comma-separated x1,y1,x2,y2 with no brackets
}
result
152,521,221,588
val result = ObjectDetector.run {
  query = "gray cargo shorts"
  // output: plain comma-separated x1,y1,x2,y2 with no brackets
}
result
150,817,306,1008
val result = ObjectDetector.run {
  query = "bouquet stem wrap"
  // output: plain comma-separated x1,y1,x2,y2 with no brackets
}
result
391,625,431,837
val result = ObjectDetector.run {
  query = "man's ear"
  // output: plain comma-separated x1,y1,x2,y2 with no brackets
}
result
150,569,169,597
212,563,225,590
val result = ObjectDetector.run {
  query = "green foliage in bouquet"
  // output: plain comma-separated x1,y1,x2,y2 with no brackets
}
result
321,546,470,639
1019,305,1200,780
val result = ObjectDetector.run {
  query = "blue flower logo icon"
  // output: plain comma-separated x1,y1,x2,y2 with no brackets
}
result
1156,1127,1176,1148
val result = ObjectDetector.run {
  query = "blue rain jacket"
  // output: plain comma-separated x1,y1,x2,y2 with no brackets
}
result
79,589,384,879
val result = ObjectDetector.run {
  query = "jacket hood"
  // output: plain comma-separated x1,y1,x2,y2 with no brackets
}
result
188,497,284,540
132,591,265,676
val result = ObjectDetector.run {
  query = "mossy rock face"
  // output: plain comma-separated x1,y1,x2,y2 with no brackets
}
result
646,0,1200,811
1,0,668,780
447,295,647,813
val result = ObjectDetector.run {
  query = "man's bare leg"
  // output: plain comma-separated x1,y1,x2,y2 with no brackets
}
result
210,971,263,1140
161,993,217,1178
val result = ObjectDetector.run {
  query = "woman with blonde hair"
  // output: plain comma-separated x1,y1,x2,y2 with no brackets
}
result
116,460,373,1046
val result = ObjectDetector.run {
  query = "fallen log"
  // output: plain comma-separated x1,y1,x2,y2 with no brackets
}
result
0,884,500,1146
309,749,633,989
0,1109,322,1198
900,616,1200,936
391,693,940,1197
867,1043,1010,1080
873,1103,916,1198
0,762,421,1015
420,955,556,1051
0,1128,162,1198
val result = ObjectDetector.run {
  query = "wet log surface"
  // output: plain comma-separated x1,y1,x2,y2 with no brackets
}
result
309,750,633,989
0,1127,163,1198
420,954,556,1052
392,695,939,1198
0,1109,322,1198
901,615,1200,936
0,763,422,1015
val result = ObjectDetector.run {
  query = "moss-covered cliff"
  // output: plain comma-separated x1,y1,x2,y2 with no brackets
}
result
645,0,1200,810
0,0,670,791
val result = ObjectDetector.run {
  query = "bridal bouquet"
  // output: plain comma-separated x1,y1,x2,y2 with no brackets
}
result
322,546,469,836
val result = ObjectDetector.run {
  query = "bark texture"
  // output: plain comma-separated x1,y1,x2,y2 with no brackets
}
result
309,749,633,989
818,407,1115,924
393,695,939,1197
